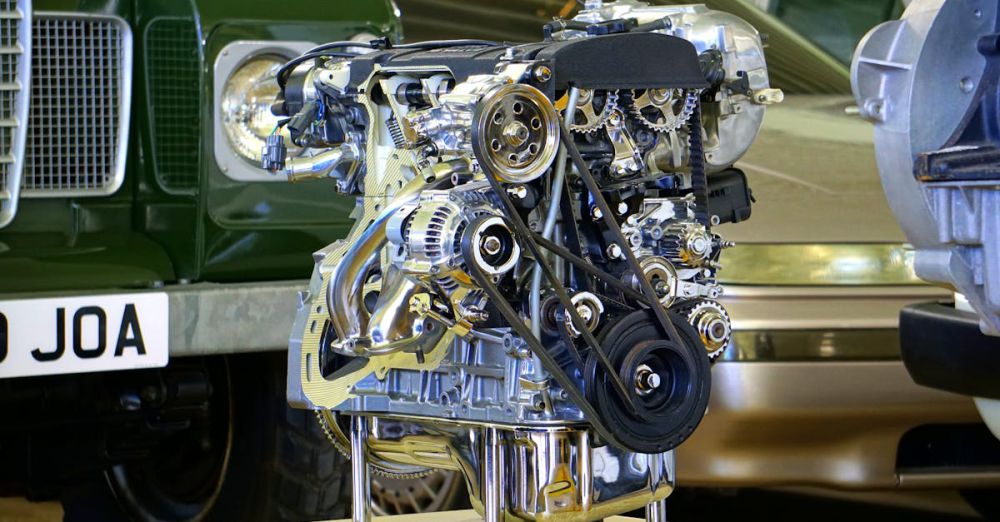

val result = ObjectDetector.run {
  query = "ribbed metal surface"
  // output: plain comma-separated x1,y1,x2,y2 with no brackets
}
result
22,13,129,195
0,0,28,226
146,17,200,192
394,0,851,94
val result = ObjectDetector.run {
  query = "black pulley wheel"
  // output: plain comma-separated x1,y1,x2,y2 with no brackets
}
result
585,309,711,453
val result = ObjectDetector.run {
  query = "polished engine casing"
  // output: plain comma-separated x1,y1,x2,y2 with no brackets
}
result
274,2,773,519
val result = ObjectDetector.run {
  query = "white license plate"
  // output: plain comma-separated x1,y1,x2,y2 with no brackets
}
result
0,293,168,379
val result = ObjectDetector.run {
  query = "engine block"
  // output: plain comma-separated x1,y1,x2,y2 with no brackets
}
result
264,2,777,520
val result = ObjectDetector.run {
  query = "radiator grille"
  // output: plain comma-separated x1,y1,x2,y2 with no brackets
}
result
22,13,130,196
146,17,200,192
0,0,28,226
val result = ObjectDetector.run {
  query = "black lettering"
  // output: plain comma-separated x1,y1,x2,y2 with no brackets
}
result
73,306,106,359
0,312,6,364
114,304,146,356
32,307,65,361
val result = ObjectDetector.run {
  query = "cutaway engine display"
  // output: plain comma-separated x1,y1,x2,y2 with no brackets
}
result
263,2,777,519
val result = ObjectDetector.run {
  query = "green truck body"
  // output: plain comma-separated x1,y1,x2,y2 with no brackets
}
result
1,0,398,294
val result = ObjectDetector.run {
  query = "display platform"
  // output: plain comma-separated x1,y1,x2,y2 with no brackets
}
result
328,510,643,521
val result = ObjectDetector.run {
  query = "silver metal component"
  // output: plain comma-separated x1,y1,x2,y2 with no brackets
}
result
468,215,519,276
628,256,678,307
276,4,770,518
852,0,1000,334
646,498,667,522
533,65,552,84
326,168,455,350
629,88,698,133
565,291,604,337
634,363,661,396
482,427,503,522
0,0,30,228
472,82,560,183
351,415,372,522
662,221,713,267
212,40,315,182
568,89,618,133
337,329,584,424
565,2,773,170
606,110,643,175
281,142,360,183
681,299,732,360
366,424,674,521
21,12,132,197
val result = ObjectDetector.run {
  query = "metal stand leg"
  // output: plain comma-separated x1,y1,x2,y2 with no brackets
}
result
351,415,371,522
482,427,503,522
646,498,667,522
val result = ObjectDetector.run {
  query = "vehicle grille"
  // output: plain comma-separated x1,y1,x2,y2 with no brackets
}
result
146,17,200,192
0,0,29,226
22,13,131,196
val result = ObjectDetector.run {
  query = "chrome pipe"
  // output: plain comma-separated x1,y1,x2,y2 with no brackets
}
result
327,162,461,344
351,415,371,522
283,142,360,183
482,427,504,522
528,86,580,382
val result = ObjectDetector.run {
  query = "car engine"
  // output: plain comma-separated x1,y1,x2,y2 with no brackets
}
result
263,1,777,519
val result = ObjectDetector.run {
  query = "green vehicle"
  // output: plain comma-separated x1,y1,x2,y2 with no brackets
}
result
0,1,434,520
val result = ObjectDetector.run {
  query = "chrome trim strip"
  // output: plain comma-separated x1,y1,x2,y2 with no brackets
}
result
212,40,315,182
0,0,30,227
721,284,950,330
20,12,132,198
897,471,1000,489
719,243,923,286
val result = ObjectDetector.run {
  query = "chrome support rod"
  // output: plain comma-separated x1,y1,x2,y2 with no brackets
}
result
646,498,668,522
351,415,372,522
482,427,504,522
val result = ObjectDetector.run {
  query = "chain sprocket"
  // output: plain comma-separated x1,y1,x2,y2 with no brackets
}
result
568,89,619,133
629,88,699,133
673,299,731,361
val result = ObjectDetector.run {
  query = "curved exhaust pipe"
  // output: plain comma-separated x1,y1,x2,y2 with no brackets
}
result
326,159,467,350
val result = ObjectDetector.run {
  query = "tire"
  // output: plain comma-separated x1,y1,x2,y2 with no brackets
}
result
63,353,352,522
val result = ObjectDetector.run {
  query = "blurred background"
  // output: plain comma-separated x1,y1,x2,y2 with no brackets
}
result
5,0,996,521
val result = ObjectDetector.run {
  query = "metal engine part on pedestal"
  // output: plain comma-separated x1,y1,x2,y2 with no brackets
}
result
853,0,1000,335
263,1,775,519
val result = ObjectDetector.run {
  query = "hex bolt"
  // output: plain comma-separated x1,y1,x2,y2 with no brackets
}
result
482,236,502,256
533,65,552,83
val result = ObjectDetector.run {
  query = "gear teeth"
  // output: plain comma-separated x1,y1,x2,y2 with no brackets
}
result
314,410,435,480
629,89,700,133
672,299,731,362
568,89,619,133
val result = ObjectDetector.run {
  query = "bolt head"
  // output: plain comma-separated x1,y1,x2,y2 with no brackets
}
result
533,65,552,83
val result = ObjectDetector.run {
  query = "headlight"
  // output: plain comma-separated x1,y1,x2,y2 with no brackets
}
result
220,55,295,164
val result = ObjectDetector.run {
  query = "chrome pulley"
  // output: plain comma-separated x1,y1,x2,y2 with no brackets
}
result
625,256,678,308
629,88,698,133
471,83,559,184
461,215,520,278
